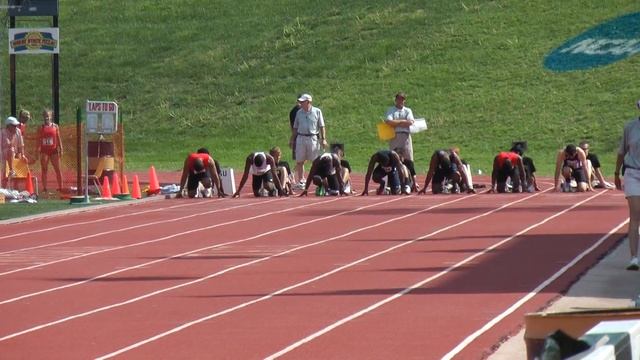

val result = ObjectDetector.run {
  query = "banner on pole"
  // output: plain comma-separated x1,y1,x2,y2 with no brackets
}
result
9,28,59,54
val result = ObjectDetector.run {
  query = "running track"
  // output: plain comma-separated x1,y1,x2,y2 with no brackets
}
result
0,176,628,359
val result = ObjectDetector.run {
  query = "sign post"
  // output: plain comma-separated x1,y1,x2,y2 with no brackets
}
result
83,100,118,202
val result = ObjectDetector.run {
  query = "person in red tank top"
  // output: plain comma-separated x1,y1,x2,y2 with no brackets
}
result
178,148,225,198
35,109,64,193
489,144,528,193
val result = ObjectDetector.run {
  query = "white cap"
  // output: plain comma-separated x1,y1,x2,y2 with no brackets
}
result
5,116,19,126
297,94,312,102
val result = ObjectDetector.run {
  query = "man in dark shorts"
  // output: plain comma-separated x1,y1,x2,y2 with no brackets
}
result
233,152,285,197
361,149,406,195
419,148,473,194
178,149,225,198
490,147,528,193
554,144,591,192
299,152,345,196
288,95,301,163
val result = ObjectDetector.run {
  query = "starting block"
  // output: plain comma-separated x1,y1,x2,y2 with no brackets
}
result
220,168,236,194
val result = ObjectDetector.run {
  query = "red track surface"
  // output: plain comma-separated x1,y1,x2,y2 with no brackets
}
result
0,176,628,359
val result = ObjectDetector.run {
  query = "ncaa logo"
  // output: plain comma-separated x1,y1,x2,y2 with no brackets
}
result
544,12,640,72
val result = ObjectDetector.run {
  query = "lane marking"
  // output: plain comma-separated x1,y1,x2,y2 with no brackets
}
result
266,190,608,359
0,199,224,241
0,198,326,277
441,219,627,359
0,196,396,303
0,196,410,341
95,192,548,359
0,199,280,256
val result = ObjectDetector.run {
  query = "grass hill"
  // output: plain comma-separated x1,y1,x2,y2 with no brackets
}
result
1,0,638,176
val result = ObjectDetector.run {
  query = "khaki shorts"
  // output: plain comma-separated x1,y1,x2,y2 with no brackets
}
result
295,136,321,162
389,132,413,161
624,168,640,197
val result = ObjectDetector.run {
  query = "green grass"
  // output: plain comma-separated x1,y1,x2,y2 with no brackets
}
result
0,0,638,177
0,199,93,221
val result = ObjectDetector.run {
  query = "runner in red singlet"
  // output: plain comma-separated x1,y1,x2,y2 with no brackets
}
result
35,109,64,193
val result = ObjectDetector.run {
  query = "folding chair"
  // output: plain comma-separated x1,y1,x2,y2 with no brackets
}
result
5,158,38,194
88,156,114,196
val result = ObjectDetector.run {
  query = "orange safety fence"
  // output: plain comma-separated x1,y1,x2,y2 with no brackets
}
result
11,123,125,195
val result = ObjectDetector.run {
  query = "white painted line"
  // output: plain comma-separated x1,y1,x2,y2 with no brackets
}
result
0,196,378,305
0,199,280,256
266,190,608,359
0,196,408,341
441,220,628,359
95,192,545,359
0,198,223,241
0,198,321,277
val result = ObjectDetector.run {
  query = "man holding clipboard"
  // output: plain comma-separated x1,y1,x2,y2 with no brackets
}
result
384,92,415,161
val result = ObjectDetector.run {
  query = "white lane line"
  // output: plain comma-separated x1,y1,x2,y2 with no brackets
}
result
441,221,627,359
0,198,324,277
266,190,606,359
0,199,281,257
0,196,377,305
0,199,222,241
95,192,545,359
0,196,408,341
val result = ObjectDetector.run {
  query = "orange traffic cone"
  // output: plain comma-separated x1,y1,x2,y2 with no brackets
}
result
25,171,35,195
121,174,130,195
148,165,161,195
101,176,113,199
111,172,122,195
131,175,142,199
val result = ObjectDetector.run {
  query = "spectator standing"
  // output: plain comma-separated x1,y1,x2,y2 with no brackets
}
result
385,92,415,161
35,109,64,193
1,116,25,188
614,100,640,270
17,109,30,135
288,95,301,171
290,94,327,189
